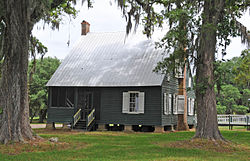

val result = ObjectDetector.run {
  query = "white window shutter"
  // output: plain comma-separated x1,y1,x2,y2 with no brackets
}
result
191,98,195,115
173,95,177,114
122,92,129,113
138,92,145,113
168,94,172,114
164,93,167,115
177,95,185,114
188,77,192,87
187,98,191,115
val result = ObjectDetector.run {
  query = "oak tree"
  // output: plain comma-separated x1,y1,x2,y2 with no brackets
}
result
0,0,87,144
117,0,249,140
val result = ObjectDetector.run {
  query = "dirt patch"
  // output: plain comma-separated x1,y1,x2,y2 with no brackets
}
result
156,139,250,153
85,131,129,136
0,138,87,155
34,128,81,135
31,123,63,129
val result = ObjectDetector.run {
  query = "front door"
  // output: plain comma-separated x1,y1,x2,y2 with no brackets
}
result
81,91,93,120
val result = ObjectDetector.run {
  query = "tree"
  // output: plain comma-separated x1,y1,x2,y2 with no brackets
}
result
29,57,60,123
242,89,250,113
218,84,241,114
214,51,250,115
117,0,249,140
0,0,85,144
234,49,250,89
214,58,239,96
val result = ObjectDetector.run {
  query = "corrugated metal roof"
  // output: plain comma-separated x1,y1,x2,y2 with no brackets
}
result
46,31,166,87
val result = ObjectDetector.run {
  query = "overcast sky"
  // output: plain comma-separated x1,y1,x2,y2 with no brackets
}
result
32,0,250,60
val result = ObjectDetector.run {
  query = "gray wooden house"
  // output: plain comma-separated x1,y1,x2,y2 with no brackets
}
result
46,21,195,132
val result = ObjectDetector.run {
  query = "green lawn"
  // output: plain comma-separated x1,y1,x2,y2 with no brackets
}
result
219,126,249,131
0,129,249,161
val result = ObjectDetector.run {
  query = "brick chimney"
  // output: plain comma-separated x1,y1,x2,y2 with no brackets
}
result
81,20,90,35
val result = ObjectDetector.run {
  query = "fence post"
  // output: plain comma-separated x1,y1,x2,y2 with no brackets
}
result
247,116,249,131
229,115,233,130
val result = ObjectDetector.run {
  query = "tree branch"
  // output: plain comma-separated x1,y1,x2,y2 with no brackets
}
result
214,0,225,24
236,20,250,48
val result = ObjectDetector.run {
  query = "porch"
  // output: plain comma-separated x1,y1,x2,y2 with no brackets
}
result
47,87,100,131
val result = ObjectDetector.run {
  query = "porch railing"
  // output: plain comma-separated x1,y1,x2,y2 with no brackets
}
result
87,108,95,127
73,109,81,126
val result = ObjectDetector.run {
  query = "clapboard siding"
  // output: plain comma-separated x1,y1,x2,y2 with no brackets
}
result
161,72,196,126
47,85,195,126
93,89,101,121
161,115,174,125
47,107,74,123
167,115,195,125
187,116,195,125
99,86,162,126
161,75,178,125
162,74,178,94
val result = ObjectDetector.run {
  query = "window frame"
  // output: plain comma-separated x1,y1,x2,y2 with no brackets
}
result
176,95,185,114
122,91,144,114
128,91,139,113
163,93,172,115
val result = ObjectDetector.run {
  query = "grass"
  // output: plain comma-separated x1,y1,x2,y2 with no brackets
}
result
0,129,249,161
219,126,249,131
29,117,47,124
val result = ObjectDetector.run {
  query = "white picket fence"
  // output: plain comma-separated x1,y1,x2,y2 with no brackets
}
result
217,115,250,125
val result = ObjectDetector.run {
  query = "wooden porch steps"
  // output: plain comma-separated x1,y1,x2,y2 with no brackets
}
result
74,120,87,130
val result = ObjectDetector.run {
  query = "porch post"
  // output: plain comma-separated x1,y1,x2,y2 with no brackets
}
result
74,87,78,111
46,122,56,129
97,124,107,131
154,126,165,133
124,125,133,132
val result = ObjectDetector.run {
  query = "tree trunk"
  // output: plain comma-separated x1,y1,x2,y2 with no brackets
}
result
177,63,189,131
194,0,225,141
175,0,189,131
39,109,47,123
0,0,34,144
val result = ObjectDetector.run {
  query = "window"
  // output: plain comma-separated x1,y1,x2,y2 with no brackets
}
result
187,98,195,115
188,98,191,115
173,94,177,114
177,95,185,114
190,98,195,115
164,93,172,115
122,91,144,114
129,93,139,112
164,93,167,114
